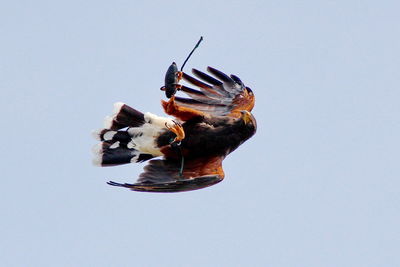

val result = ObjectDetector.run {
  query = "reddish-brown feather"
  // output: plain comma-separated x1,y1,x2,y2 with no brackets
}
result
162,96,206,121
181,156,225,179
229,89,256,117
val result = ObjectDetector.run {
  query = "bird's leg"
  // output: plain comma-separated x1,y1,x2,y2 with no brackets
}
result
170,141,185,178
165,120,185,178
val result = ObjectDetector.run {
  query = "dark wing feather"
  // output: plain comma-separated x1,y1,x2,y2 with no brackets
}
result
175,67,255,117
107,157,224,193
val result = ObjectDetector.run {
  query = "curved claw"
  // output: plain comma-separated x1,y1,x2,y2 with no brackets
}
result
176,71,183,82
165,120,185,143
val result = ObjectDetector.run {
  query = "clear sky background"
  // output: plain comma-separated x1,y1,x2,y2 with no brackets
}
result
1,1,399,266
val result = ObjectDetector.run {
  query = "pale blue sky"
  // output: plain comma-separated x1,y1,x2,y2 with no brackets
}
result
1,1,399,266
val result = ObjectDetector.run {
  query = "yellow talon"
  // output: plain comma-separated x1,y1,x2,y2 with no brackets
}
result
165,120,185,143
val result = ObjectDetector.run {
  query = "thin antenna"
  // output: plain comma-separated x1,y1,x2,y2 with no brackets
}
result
180,36,203,71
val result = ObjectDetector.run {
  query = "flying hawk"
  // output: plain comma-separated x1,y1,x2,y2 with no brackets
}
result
92,66,256,192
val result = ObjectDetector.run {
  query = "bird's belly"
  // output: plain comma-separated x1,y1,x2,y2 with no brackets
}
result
181,131,236,158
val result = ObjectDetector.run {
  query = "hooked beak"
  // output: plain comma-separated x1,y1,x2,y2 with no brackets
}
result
240,110,252,124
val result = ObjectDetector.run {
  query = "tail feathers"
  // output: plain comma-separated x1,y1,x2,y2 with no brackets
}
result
92,141,154,167
104,102,145,130
92,128,132,143
92,129,154,166
93,106,171,166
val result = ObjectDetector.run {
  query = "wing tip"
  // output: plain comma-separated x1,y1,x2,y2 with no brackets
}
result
107,175,224,193
107,181,135,187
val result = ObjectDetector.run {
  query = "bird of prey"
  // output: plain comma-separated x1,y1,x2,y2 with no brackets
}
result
92,66,256,192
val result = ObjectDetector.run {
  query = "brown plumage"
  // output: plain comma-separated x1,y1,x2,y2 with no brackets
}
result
93,66,256,192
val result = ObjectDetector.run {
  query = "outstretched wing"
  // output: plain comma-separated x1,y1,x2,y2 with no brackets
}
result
107,156,224,192
175,67,255,117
